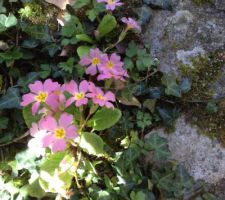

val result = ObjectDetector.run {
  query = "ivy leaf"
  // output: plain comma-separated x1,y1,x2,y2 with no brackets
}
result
80,132,105,156
23,105,42,128
0,87,21,109
87,108,122,131
73,0,90,9
157,173,175,192
0,13,17,32
40,152,66,175
145,133,170,161
126,41,137,58
161,74,181,97
59,57,75,73
97,14,117,39
14,149,38,173
17,72,40,93
61,14,83,37
180,77,191,93
0,117,8,129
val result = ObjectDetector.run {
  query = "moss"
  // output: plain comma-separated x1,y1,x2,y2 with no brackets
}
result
192,0,214,6
19,1,58,28
180,52,225,145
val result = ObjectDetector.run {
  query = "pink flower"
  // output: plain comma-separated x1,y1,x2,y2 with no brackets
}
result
98,53,128,81
39,113,78,153
21,79,60,115
97,0,123,10
64,80,89,107
86,82,116,108
121,17,141,31
79,48,107,76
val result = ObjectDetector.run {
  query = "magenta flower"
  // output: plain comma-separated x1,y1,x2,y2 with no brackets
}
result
86,82,116,108
79,48,107,76
21,79,60,115
64,80,89,107
121,17,141,31
39,113,78,153
97,0,123,10
98,53,128,81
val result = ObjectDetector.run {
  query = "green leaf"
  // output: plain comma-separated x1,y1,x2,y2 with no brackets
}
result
40,152,66,175
27,179,45,198
97,14,117,39
76,34,94,43
73,0,90,9
145,133,170,160
77,45,92,58
124,57,134,70
206,101,218,114
180,77,191,93
126,41,137,58
23,105,42,128
61,14,83,37
87,108,122,131
17,72,40,93
0,13,17,32
14,149,38,173
0,87,21,109
161,74,181,97
59,57,75,73
80,132,105,156
157,173,175,192
4,13,17,28
0,117,8,129
0,48,23,62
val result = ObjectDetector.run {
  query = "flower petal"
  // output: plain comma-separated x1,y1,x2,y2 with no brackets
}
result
21,93,35,106
29,81,43,94
79,80,89,93
52,139,66,152
59,113,73,128
32,102,40,115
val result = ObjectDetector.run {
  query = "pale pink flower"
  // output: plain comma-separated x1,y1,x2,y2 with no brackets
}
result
121,17,141,31
86,82,116,108
21,79,60,115
64,80,89,107
97,0,123,10
98,53,128,81
79,48,107,76
39,113,78,153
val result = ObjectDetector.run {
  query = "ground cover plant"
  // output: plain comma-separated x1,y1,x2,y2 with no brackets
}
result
0,0,221,199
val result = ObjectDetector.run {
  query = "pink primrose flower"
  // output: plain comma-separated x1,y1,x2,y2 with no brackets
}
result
97,0,123,10
86,82,116,108
79,48,107,76
98,53,128,81
121,17,141,31
21,79,60,115
39,113,78,153
64,80,89,107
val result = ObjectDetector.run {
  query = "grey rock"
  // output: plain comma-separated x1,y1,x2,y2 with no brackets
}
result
143,0,225,74
143,0,173,10
143,0,225,193
215,0,225,11
146,116,225,185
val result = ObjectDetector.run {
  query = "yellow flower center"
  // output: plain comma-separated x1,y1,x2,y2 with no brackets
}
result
108,0,115,5
96,94,105,101
75,92,85,100
92,57,100,65
106,61,114,69
54,128,66,139
35,92,48,103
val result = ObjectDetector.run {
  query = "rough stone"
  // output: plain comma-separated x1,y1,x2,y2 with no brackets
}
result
147,116,225,184
143,0,225,74
143,0,225,195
